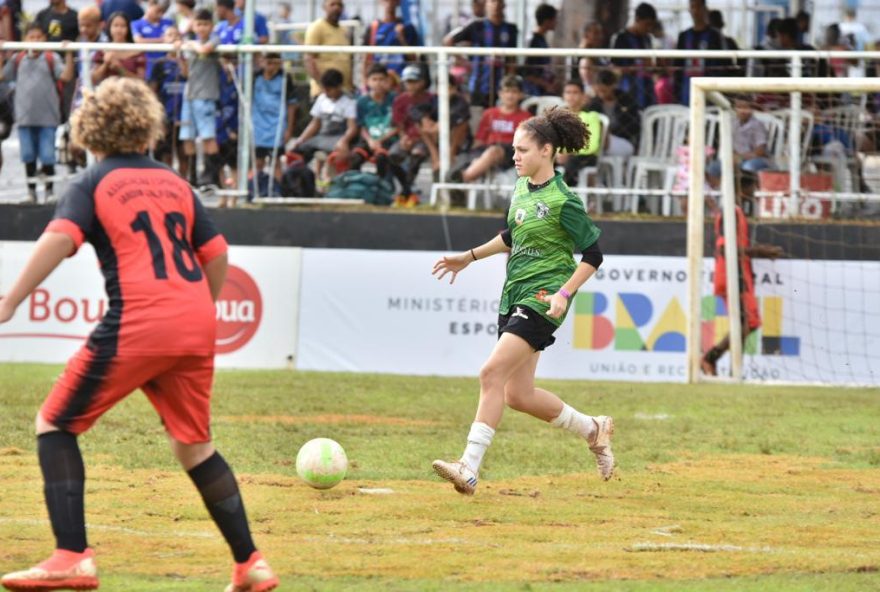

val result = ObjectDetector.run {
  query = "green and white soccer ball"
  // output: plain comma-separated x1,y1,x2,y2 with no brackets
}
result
296,438,348,489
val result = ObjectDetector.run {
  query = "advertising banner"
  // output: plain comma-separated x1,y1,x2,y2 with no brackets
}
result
297,250,879,385
0,242,300,369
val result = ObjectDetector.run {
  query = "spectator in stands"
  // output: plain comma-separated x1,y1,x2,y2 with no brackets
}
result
521,3,560,97
448,74,530,185
610,2,657,110
36,0,78,41
443,0,518,108
387,63,434,206
66,6,107,170
213,0,241,44
149,26,186,173
555,79,602,186
362,0,421,85
749,17,780,78
417,74,472,180
0,0,18,42
234,0,269,44
133,0,174,79
77,5,106,43
576,22,609,98
839,8,870,52
37,0,78,120
350,64,397,181
674,0,725,106
0,23,74,202
445,0,486,84
706,96,770,188
288,68,358,190
708,9,744,77
174,0,195,38
822,24,852,79
795,10,810,46
179,8,221,187
652,20,676,104
304,0,352,98
101,0,142,24
91,12,146,84
253,52,297,190
216,63,239,206
586,69,639,159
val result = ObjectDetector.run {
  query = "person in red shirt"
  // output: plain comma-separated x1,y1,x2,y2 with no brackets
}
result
701,204,784,375
0,77,278,592
449,74,530,184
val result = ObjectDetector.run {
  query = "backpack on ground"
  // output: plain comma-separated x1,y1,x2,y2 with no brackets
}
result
324,170,394,205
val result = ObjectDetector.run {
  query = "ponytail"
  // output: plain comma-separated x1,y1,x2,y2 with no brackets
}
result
519,107,590,154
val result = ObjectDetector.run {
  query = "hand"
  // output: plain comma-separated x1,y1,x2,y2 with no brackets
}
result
394,23,406,39
432,252,472,284
539,291,569,319
0,296,16,324
763,245,786,260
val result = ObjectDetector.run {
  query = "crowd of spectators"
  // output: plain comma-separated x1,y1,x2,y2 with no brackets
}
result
0,0,874,206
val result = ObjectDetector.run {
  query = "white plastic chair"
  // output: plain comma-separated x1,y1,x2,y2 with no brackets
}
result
627,104,691,214
808,105,863,193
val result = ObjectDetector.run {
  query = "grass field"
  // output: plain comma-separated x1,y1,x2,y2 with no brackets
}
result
1,363,879,591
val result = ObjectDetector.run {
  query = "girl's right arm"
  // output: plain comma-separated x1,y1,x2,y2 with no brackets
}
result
0,232,75,322
432,234,510,285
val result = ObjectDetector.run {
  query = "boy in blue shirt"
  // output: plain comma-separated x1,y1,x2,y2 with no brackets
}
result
252,52,297,190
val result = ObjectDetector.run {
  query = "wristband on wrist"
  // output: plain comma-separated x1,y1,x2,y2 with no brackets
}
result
558,288,571,300
470,248,478,261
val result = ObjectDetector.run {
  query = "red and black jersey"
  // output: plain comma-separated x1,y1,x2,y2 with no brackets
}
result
713,206,755,298
46,153,227,356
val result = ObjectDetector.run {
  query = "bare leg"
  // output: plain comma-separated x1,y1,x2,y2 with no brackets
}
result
503,352,565,422
462,145,504,183
474,332,538,428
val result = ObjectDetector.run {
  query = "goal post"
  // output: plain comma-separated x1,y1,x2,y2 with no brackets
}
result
687,77,880,385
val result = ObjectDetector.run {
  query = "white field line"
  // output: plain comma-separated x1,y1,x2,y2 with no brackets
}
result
627,542,775,553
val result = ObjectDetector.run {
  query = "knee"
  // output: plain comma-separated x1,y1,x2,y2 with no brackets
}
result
478,363,505,392
170,438,215,471
35,412,59,435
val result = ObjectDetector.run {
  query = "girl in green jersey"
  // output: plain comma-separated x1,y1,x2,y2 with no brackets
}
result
431,107,614,495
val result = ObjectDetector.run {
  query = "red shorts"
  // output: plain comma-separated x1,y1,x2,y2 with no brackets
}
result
40,346,214,444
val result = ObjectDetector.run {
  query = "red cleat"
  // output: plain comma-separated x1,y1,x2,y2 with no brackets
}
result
1,548,98,591
224,551,279,592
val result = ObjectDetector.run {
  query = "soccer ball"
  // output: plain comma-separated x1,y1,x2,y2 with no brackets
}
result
295,438,348,489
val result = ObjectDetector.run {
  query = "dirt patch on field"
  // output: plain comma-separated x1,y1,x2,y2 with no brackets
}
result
215,414,439,427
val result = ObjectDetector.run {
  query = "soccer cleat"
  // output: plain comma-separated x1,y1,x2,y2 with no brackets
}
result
432,459,478,495
1,548,98,591
223,551,279,592
588,416,615,481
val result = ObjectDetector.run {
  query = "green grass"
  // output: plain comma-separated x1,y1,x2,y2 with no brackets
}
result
1,364,879,591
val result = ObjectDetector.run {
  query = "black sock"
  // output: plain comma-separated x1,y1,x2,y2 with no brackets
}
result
187,452,256,563
38,431,87,552
704,347,723,364
42,164,55,195
25,162,37,195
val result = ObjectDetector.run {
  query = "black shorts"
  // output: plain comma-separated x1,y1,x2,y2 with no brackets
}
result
494,143,515,169
498,305,557,351
255,146,281,160
218,140,238,169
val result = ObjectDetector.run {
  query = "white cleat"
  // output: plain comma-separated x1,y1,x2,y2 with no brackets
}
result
588,416,615,480
432,459,478,495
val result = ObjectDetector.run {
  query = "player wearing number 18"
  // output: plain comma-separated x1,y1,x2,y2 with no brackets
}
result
0,78,278,592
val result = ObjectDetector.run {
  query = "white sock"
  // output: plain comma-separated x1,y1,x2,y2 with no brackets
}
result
551,403,597,441
461,422,495,473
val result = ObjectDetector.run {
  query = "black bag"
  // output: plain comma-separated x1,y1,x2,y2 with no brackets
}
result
280,161,317,197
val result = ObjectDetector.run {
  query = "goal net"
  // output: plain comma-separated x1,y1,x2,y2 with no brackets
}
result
686,77,880,386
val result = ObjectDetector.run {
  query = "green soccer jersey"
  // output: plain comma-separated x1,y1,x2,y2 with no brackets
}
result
499,173,601,327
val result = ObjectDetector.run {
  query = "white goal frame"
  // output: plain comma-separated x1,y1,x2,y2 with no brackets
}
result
686,77,880,384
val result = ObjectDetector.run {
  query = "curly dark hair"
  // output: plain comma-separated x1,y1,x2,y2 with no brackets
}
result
519,107,590,154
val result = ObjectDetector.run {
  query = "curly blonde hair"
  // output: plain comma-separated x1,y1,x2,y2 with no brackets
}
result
70,77,166,155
